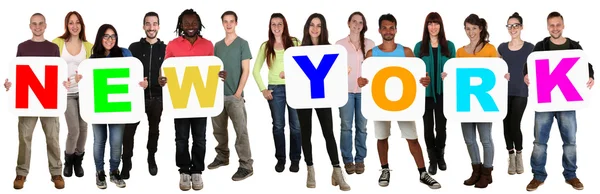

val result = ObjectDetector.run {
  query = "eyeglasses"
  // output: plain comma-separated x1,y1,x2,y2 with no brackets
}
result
103,34,117,40
506,23,521,29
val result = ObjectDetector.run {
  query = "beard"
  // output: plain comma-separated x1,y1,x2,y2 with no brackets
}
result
382,34,394,41
184,29,199,37
550,32,562,39
145,30,157,39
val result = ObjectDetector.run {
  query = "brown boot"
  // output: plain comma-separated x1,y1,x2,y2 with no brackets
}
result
475,167,493,188
14,175,26,189
464,164,482,186
52,175,65,189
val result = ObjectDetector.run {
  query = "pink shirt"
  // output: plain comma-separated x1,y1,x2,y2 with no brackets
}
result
336,36,375,93
165,36,214,59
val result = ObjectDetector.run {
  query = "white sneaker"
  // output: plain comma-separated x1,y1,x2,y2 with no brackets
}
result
179,174,191,191
192,173,203,190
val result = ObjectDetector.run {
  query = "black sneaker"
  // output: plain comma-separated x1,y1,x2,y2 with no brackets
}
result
378,168,391,187
207,159,229,170
232,168,253,181
96,171,107,189
420,172,441,189
110,170,126,188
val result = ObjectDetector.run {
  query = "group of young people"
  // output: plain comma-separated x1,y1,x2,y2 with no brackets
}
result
3,9,592,192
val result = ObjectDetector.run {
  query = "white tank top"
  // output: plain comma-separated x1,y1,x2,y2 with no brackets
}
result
61,43,86,93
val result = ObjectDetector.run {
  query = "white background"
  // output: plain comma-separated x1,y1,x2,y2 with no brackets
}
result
0,0,599,193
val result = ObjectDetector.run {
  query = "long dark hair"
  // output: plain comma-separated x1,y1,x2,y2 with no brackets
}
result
58,11,87,42
301,13,330,46
419,12,450,58
464,14,489,53
90,24,123,58
175,9,204,37
348,12,367,58
264,13,295,68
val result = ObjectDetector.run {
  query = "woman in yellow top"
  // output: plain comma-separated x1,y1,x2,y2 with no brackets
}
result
252,13,302,173
52,11,93,179
443,13,507,189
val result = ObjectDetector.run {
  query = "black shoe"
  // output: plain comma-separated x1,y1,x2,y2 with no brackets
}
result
289,161,299,173
426,148,438,175
436,148,447,171
63,152,75,177
73,152,85,177
232,168,253,181
148,153,158,176
275,161,285,173
121,157,132,179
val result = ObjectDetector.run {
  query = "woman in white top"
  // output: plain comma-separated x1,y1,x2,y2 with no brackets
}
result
52,11,93,179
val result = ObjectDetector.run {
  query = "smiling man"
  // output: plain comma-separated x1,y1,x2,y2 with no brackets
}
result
121,11,167,180
164,8,226,191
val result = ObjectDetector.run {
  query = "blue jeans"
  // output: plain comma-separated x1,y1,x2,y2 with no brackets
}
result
461,122,494,168
267,85,301,163
339,93,367,164
531,111,577,182
93,124,125,172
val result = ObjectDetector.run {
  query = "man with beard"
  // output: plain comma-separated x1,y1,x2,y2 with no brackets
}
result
356,13,440,189
163,9,226,191
120,11,166,180
523,11,594,192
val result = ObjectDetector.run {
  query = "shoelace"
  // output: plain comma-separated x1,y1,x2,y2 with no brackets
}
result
379,169,391,180
421,173,437,185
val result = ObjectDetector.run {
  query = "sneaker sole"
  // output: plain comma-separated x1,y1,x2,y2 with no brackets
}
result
193,185,203,190
97,185,107,189
379,181,389,187
180,186,191,191
232,172,254,181
207,163,229,170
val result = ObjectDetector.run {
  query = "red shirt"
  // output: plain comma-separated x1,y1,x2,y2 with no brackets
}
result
165,36,214,59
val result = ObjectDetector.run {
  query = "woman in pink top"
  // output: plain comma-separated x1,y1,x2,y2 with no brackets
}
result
335,12,375,175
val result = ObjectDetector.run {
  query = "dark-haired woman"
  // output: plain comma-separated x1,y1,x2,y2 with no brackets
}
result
413,12,455,176
498,12,533,176
82,24,147,189
293,13,350,191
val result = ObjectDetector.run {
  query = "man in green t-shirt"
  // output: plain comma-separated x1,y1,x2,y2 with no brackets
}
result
207,11,254,182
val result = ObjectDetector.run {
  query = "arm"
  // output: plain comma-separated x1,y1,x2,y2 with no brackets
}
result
165,42,174,59
357,50,373,88
252,43,268,92
405,47,430,87
235,41,252,97
413,42,421,57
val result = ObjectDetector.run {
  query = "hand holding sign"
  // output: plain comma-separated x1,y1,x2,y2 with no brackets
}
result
139,77,148,89
420,72,430,87
4,78,11,91
7,57,68,117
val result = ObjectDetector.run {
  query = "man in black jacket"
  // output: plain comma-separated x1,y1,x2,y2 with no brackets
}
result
120,11,167,179
523,11,594,192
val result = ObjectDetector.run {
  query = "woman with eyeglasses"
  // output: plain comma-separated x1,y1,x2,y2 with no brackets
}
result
79,24,147,189
498,12,534,176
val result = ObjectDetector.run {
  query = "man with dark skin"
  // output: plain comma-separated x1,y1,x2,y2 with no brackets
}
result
163,9,226,191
